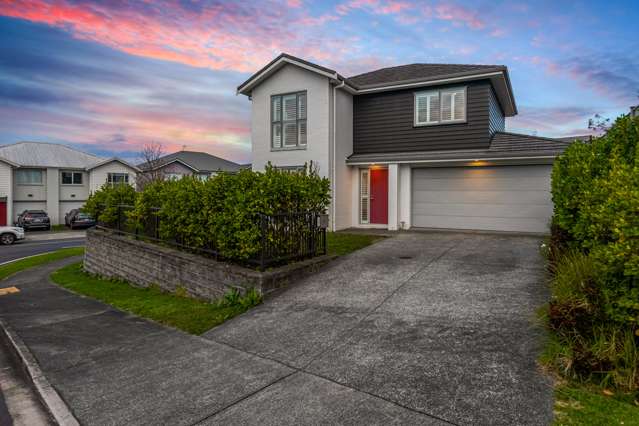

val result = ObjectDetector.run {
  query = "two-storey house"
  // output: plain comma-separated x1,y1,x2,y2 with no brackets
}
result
0,142,139,226
239,53,570,234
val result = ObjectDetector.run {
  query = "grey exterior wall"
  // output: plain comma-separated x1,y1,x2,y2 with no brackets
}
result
353,80,498,154
488,87,505,136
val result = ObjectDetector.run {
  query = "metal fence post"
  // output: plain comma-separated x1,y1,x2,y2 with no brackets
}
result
260,214,267,270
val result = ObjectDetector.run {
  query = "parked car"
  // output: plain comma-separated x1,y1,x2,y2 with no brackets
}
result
64,209,80,227
0,226,25,245
68,211,96,230
16,210,51,231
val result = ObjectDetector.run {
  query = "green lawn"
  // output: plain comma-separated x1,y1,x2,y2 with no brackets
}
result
553,383,639,425
0,247,85,280
51,262,260,335
327,232,383,256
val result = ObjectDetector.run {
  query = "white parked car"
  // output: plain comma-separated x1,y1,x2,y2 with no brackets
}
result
0,226,25,245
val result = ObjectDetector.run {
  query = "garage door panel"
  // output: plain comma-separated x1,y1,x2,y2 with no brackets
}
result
412,215,550,233
411,165,553,233
412,190,552,205
413,202,553,219
412,176,550,192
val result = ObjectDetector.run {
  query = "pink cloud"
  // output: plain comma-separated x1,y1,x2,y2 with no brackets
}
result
0,0,350,74
336,0,411,16
431,3,485,30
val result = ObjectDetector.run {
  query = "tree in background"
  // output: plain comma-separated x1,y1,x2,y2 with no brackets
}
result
136,142,165,190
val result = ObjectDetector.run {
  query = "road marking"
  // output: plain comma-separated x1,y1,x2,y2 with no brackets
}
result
0,287,19,296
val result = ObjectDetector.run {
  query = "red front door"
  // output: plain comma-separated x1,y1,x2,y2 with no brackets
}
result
370,169,388,224
0,202,6,226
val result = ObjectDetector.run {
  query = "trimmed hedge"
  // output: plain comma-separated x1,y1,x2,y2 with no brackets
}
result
548,114,639,390
84,164,330,261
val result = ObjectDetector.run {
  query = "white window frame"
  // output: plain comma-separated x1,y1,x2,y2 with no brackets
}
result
107,172,129,186
359,169,370,224
271,91,307,150
16,169,44,185
414,86,467,126
61,170,83,185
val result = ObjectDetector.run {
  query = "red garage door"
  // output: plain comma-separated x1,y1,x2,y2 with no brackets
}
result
0,201,6,226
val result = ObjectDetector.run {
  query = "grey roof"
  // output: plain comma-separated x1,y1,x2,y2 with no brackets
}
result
554,135,593,143
346,63,505,89
0,141,103,168
346,131,572,164
145,151,242,173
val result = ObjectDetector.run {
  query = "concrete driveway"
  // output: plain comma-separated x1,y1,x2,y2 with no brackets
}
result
205,232,553,425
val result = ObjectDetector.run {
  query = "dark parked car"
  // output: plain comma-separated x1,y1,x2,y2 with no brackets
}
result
68,211,96,229
64,209,80,227
16,210,50,231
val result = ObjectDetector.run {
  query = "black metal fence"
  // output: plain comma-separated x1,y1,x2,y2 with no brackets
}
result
95,204,327,270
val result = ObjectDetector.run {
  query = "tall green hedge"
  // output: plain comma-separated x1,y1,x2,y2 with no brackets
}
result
549,114,638,390
85,164,330,261
551,114,639,327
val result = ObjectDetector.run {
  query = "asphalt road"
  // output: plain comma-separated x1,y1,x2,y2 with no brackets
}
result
0,237,85,264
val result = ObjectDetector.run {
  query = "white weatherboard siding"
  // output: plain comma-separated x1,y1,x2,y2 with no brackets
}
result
251,64,331,178
411,165,553,233
0,162,12,225
333,89,354,230
89,161,137,193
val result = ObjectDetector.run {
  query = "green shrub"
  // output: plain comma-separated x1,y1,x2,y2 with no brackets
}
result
84,182,137,226
91,163,330,262
547,114,639,391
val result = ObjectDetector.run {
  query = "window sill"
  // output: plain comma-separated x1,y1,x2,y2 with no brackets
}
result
413,119,467,127
61,184,84,186
271,146,307,152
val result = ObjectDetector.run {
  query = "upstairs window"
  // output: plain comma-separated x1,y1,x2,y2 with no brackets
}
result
61,171,83,185
271,91,307,149
16,169,43,185
107,172,129,185
414,87,466,126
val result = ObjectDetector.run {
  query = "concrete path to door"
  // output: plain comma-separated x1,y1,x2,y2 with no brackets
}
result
204,232,553,425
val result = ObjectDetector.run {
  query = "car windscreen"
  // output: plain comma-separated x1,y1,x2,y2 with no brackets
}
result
28,212,47,217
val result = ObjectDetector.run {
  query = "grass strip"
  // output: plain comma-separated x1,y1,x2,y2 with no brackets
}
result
51,262,258,335
553,383,639,425
0,247,85,281
327,232,383,256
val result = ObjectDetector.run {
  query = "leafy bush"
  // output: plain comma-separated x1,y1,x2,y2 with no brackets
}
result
83,183,137,226
547,114,639,391
89,164,330,262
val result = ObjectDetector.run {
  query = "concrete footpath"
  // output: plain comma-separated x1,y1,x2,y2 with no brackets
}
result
0,257,442,425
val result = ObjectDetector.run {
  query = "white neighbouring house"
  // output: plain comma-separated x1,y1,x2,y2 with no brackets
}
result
239,53,574,234
0,142,139,226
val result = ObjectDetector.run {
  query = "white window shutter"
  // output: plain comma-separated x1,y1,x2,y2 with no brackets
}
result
360,170,369,223
271,96,281,122
441,92,453,121
428,94,440,122
453,90,465,120
283,94,297,121
298,120,307,145
272,123,282,148
283,122,297,146
298,93,306,119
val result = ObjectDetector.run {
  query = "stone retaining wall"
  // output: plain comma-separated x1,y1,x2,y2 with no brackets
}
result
84,228,334,301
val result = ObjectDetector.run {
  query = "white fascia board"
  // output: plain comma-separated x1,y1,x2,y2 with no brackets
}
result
346,155,557,166
238,57,339,95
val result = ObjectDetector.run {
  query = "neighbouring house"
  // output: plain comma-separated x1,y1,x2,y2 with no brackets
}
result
0,142,139,226
238,53,573,234
137,150,243,182
631,105,638,117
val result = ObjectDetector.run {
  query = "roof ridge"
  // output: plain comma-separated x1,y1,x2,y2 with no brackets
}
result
347,63,504,79
0,141,104,159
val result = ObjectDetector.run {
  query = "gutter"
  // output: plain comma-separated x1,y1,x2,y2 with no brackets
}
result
345,155,557,166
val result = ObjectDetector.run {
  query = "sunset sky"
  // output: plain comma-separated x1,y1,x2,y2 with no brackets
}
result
1,0,637,163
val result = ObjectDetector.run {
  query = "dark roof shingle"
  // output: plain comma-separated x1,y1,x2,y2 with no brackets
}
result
346,63,505,89
488,132,572,153
142,151,242,173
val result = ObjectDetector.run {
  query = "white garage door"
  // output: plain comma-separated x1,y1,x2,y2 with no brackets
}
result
411,165,553,233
